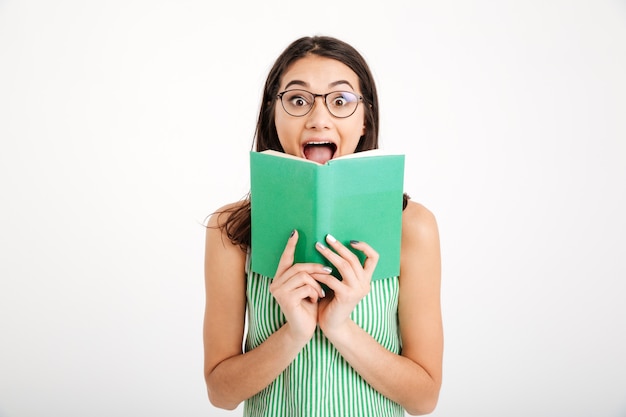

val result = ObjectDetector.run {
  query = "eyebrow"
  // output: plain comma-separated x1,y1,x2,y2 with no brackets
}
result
284,79,356,91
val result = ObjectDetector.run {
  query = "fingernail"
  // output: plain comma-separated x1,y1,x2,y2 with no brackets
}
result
350,240,360,245
321,288,326,298
290,229,295,238
316,242,327,250
322,266,332,273
326,234,337,243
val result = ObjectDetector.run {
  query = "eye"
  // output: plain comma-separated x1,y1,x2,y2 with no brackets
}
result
285,91,312,108
292,97,307,107
329,92,356,107
332,97,346,107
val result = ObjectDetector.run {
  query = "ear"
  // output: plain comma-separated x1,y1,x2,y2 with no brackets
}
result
362,106,371,136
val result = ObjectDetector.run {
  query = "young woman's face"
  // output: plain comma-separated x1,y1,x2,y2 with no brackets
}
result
275,55,366,164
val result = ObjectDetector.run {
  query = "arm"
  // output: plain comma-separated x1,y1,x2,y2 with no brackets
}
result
315,200,443,415
203,205,328,409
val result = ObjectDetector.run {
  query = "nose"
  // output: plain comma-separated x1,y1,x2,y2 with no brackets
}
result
305,96,333,129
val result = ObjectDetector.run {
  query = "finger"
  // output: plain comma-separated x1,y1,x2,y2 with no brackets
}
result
292,283,324,304
315,239,357,283
273,229,298,283
325,234,362,267
312,272,340,293
349,239,379,276
280,269,330,299
318,234,368,283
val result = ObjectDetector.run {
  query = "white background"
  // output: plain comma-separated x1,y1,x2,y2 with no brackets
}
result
1,1,625,416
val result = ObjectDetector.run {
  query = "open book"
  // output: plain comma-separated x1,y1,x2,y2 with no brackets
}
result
250,149,405,281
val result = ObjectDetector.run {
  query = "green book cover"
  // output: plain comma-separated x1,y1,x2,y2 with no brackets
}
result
250,149,405,281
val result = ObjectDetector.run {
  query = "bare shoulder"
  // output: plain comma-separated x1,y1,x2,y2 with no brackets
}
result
204,199,248,287
207,201,245,223
401,200,440,245
399,199,441,288
206,200,248,229
204,199,250,262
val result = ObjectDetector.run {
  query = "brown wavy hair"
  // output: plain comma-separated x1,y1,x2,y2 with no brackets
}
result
212,35,409,250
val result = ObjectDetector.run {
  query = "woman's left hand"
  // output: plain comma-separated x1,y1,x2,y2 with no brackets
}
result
314,234,379,337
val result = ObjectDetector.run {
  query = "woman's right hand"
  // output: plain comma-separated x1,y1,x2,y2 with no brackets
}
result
269,230,330,345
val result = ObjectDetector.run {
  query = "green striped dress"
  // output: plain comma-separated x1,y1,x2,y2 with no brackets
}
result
244,270,404,417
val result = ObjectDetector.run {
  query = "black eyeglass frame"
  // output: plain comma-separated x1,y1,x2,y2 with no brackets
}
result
276,89,364,119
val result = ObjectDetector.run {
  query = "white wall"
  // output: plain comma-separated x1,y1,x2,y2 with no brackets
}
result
1,1,625,416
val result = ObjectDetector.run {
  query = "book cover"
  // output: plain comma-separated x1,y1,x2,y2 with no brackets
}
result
250,149,405,281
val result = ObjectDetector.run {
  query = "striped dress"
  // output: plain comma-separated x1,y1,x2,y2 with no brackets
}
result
244,270,404,417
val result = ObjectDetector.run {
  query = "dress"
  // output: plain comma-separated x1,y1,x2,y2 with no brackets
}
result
244,269,404,417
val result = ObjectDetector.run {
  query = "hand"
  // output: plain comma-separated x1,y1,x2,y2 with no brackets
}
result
269,230,330,345
314,234,379,337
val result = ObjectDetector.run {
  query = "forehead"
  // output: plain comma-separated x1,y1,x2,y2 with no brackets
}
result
279,55,360,90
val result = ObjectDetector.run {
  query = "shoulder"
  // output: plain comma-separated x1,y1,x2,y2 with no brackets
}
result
399,200,441,273
206,200,249,228
205,198,251,252
205,200,248,265
401,200,440,246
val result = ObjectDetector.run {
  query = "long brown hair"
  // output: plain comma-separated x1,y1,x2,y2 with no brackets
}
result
212,35,408,250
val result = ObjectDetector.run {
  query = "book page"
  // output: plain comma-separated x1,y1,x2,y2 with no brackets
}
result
258,149,402,165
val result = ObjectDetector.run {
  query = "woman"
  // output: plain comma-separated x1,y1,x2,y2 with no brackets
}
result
204,35,443,416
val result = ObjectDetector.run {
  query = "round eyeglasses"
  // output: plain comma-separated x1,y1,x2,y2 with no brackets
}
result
277,89,364,118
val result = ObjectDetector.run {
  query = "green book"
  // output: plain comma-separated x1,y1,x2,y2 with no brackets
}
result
250,149,405,281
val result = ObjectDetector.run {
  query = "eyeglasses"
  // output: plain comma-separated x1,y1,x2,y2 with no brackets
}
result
277,89,364,118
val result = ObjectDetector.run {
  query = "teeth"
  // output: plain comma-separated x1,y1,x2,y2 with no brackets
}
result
306,141,332,145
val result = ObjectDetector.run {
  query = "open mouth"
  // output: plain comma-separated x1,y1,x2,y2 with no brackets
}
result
303,141,337,164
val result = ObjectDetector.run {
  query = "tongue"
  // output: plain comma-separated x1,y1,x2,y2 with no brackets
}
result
304,145,333,164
